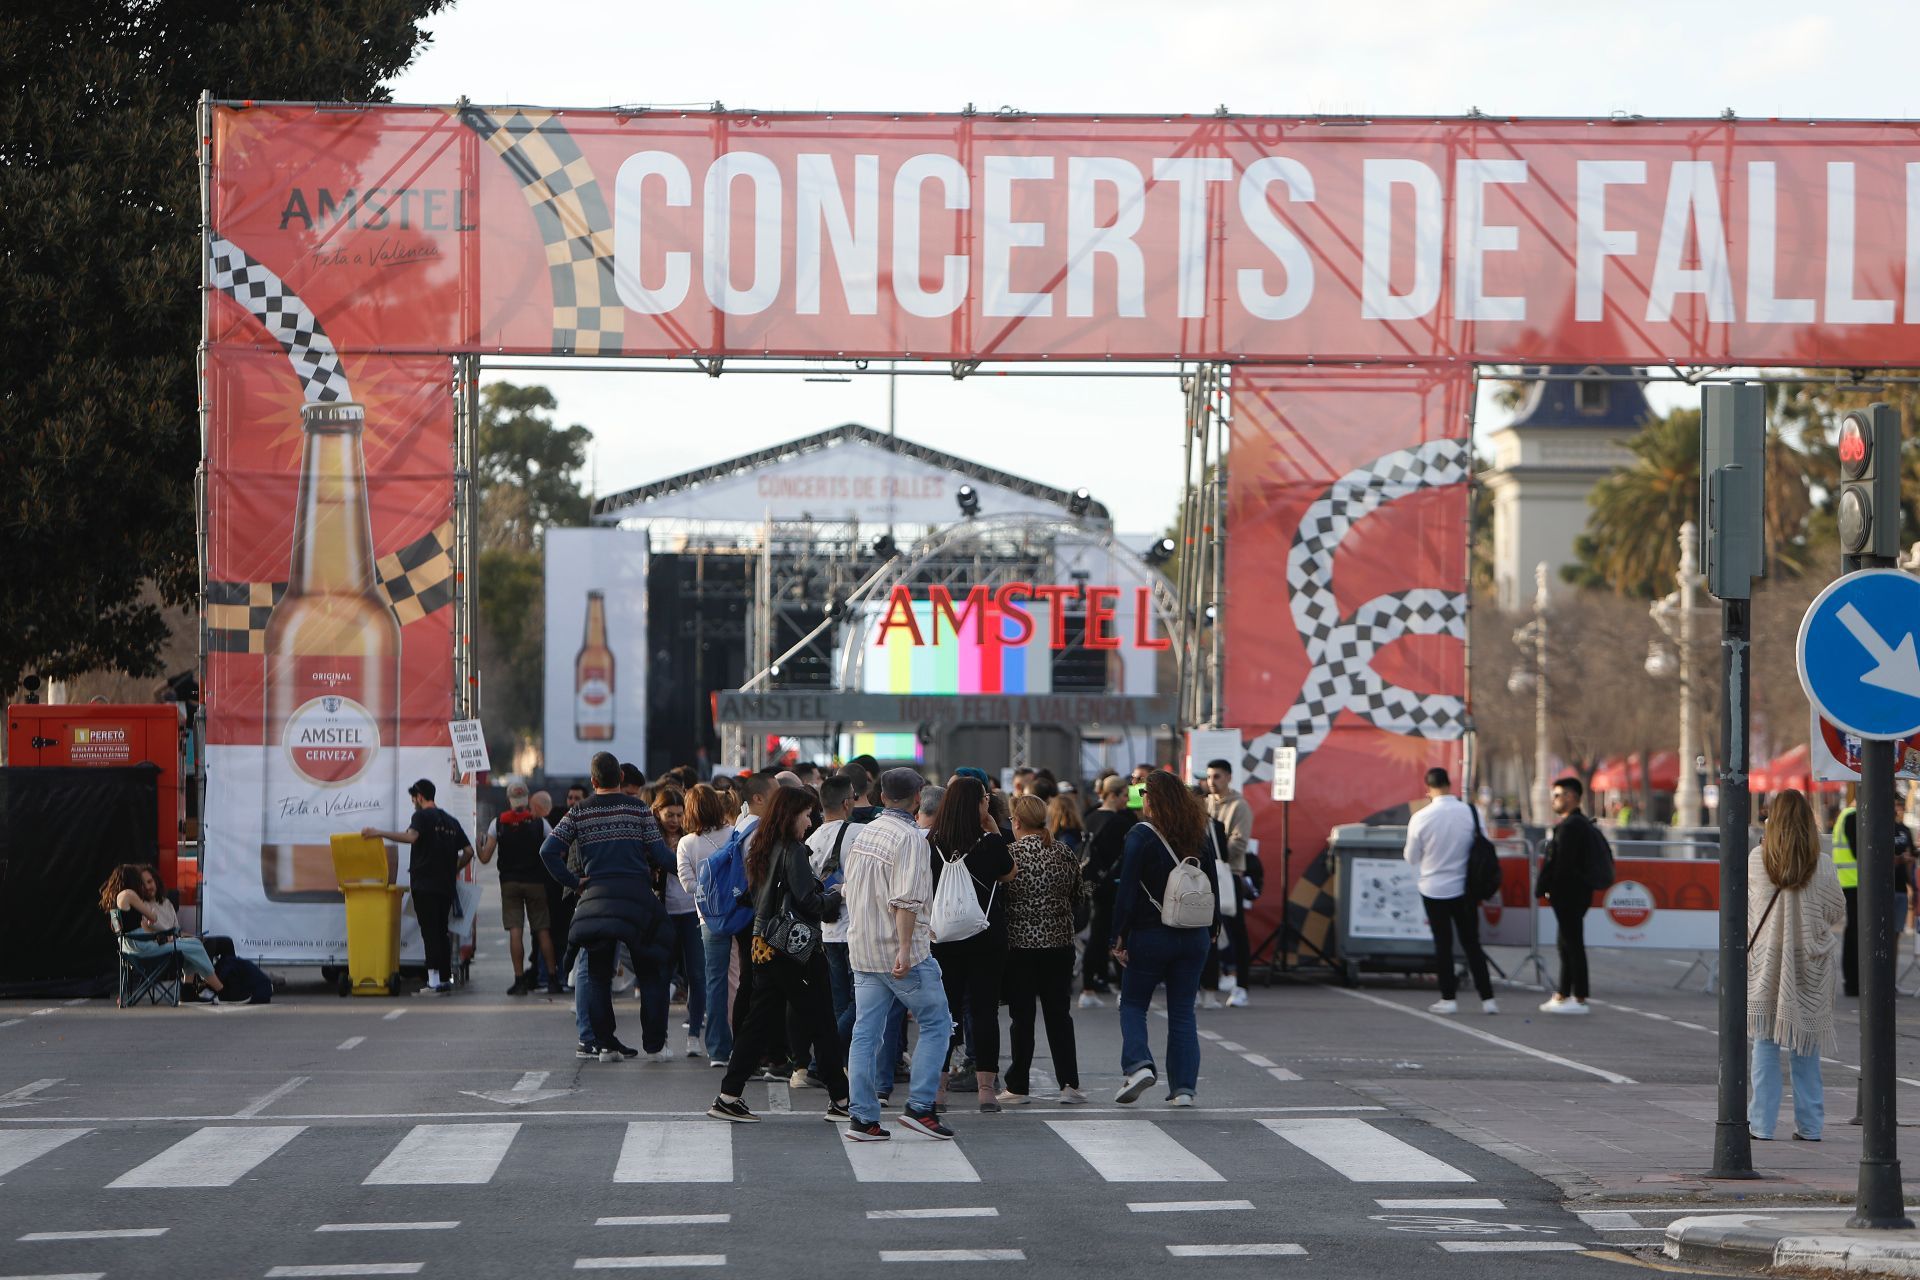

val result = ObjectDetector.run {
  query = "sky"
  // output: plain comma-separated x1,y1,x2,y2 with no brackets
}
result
389,0,1920,532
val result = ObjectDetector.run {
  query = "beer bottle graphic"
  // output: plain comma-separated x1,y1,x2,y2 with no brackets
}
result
575,590,615,741
261,402,402,901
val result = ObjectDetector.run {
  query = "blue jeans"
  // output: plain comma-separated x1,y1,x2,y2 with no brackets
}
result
875,999,908,1094
572,949,594,1044
824,941,856,1046
1118,925,1210,1098
666,913,706,1039
1750,1037,1824,1140
700,923,736,1062
850,959,952,1123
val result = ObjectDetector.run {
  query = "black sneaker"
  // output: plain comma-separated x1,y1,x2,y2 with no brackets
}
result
707,1096,760,1123
875,1092,892,1109
824,1100,851,1122
507,978,529,996
845,1118,891,1142
576,1041,601,1060
899,1105,955,1140
605,1037,641,1060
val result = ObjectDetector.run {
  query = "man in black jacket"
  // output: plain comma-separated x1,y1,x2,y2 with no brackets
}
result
540,752,678,1061
362,779,473,996
1538,776,1605,1016
1079,774,1137,1006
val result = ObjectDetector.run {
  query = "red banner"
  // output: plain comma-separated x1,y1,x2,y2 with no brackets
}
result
212,104,1920,366
1225,368,1471,940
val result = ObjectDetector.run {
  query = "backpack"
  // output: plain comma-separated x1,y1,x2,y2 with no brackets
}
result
694,826,756,936
1583,821,1617,892
1464,804,1502,903
928,843,993,943
1141,824,1216,929
214,954,273,1003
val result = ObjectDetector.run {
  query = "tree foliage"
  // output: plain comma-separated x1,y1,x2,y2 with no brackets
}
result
0,1,448,698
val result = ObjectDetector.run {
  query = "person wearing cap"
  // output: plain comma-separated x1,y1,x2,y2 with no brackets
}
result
840,767,957,1142
478,781,561,996
362,778,475,995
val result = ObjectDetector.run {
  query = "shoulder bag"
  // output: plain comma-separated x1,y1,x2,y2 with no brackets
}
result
763,847,821,965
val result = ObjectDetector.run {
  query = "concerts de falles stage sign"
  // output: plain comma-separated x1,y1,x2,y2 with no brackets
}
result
204,103,1920,958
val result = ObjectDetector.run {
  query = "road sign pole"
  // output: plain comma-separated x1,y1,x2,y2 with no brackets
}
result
1854,728,1910,1226
1708,595,1758,1180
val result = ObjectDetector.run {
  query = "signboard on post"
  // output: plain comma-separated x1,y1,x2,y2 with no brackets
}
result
1271,747,1298,803
1796,570,1920,741
448,719,491,776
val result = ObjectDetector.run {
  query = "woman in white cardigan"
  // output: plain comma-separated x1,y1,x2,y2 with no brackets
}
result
1748,788,1847,1142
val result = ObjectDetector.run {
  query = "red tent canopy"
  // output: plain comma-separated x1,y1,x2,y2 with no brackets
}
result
1752,743,1848,794
1590,751,1679,792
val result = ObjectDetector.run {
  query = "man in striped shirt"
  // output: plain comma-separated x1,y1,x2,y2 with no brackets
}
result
842,767,955,1142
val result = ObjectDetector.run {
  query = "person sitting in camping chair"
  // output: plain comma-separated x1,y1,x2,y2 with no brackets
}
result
101,864,240,1005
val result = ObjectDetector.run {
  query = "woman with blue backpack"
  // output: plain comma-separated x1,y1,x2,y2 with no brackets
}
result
1109,770,1220,1108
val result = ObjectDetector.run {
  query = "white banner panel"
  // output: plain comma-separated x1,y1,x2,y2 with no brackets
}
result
543,527,649,778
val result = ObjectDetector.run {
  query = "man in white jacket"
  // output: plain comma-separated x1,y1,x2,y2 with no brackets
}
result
1402,767,1497,1015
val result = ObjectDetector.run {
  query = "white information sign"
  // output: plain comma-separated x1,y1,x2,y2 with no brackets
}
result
448,719,491,776
1271,746,1298,803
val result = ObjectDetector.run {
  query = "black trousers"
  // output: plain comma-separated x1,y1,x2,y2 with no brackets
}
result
1421,893,1493,1001
413,891,453,978
721,950,845,1100
1005,945,1079,1092
1551,893,1593,1000
934,932,1006,1077
1083,896,1116,991
1842,886,1860,997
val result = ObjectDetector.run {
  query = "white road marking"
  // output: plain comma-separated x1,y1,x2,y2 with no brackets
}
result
0,1020,21,1028
0,1128,89,1178
1674,1021,1709,1032
842,1134,980,1183
364,1123,519,1185
1438,1242,1587,1253
1378,1198,1505,1209
0,1272,106,1279
1267,1067,1303,1082
0,1103,1387,1125
19,1229,167,1240
1166,1244,1306,1257
574,1258,725,1270
0,1077,65,1105
1576,1211,1646,1231
382,1010,406,1021
614,1122,732,1183
1197,1029,1222,1041
315,1223,460,1233
1337,988,1636,1085
1242,1054,1275,1068
110,1126,305,1188
879,1250,1024,1263
61,999,86,1007
234,1076,309,1119
1128,1200,1254,1213
1217,1041,1247,1052
28,1009,56,1017
266,1267,425,1277
337,1037,366,1051
1261,1119,1474,1183
866,1208,998,1220
765,1083,791,1113
596,1215,731,1226
1046,1120,1222,1182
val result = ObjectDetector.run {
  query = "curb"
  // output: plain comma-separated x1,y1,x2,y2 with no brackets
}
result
1668,1214,1920,1276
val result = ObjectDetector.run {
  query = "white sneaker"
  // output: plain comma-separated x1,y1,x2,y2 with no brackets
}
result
1057,1086,1089,1105
1199,994,1223,1010
1167,1093,1195,1108
1218,974,1237,993
1078,991,1106,1009
1539,995,1567,1013
686,1036,702,1057
645,1050,675,1063
1548,999,1591,1016
1481,999,1500,1015
1115,1066,1157,1104
1226,987,1249,1008
1428,999,1459,1015
995,1089,1032,1106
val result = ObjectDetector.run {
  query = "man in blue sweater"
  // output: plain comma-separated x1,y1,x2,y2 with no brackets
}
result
540,751,678,1062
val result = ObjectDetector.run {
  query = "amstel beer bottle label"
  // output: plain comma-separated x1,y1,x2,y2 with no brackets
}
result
284,691,379,785
577,667,613,726
265,657,390,841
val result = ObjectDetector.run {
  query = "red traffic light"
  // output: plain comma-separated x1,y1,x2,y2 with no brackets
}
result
1839,410,1872,479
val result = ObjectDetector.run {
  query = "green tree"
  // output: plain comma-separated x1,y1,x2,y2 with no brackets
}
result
0,1,448,698
474,382,593,765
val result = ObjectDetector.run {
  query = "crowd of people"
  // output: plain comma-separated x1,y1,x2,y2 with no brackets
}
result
474,752,1259,1142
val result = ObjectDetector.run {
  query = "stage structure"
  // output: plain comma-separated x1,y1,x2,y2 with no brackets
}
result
198,99,1920,972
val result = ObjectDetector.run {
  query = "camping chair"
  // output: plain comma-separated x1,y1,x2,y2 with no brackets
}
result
108,911,182,1008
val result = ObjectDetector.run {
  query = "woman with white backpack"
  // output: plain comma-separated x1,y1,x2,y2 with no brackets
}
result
1110,770,1221,1107
927,775,1017,1113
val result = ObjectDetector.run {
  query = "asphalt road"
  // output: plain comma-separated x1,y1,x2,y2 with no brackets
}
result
7,911,1884,1280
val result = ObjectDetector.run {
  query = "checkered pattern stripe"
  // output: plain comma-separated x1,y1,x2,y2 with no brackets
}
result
459,105,624,355
1285,851,1338,967
1242,439,1470,779
207,521,455,653
209,235,352,404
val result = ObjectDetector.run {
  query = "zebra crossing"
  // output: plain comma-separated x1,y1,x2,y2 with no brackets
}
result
0,1114,1475,1192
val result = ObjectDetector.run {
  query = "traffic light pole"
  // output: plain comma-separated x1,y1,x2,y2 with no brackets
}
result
1853,545,1911,1229
1708,595,1757,1180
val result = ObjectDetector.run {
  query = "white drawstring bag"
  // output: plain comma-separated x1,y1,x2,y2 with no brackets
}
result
1142,823,1216,929
929,844,993,942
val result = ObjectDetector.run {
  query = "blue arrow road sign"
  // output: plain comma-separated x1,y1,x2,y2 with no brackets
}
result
1797,569,1920,741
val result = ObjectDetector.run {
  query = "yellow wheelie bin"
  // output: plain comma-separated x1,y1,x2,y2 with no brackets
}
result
330,833,405,997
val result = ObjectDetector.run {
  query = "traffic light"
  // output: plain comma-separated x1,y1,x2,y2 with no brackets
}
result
1700,383,1766,600
1837,403,1904,561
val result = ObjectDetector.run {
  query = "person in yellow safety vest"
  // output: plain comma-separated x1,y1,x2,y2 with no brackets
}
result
1833,804,1859,998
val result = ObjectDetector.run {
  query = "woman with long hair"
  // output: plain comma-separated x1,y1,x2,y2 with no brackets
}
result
1000,794,1088,1105
1046,794,1085,855
651,785,704,1057
928,775,1017,1111
678,783,738,1066
1748,788,1845,1141
1110,770,1219,1106
101,864,235,1004
708,785,848,1124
